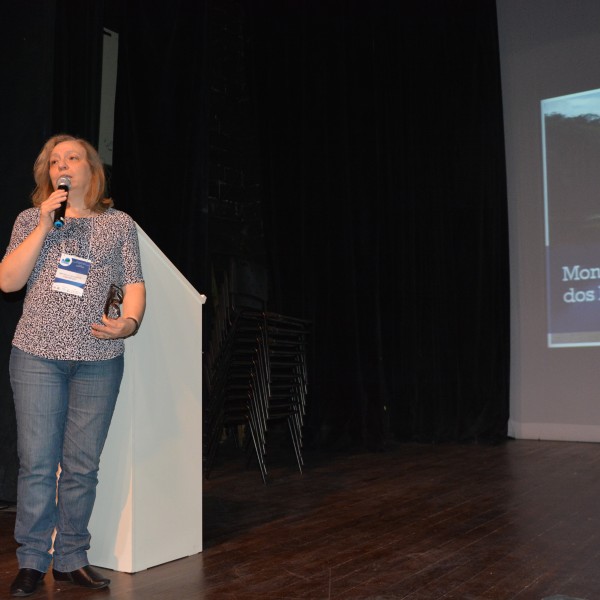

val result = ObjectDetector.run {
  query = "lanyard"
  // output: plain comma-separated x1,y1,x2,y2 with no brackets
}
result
59,216,95,261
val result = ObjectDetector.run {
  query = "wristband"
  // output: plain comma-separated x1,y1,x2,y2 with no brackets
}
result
125,317,140,336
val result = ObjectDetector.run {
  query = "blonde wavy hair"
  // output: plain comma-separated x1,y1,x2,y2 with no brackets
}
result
31,134,113,212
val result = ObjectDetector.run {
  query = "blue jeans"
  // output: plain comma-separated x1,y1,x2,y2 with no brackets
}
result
10,347,124,572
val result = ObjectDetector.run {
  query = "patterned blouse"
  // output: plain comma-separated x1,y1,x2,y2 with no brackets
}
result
4,207,144,361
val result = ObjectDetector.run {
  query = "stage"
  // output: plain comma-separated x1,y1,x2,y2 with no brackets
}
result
1,438,598,599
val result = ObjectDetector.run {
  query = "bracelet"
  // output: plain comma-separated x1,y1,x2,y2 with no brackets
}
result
125,317,140,336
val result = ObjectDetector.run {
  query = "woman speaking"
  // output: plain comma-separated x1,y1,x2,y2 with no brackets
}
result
0,134,146,597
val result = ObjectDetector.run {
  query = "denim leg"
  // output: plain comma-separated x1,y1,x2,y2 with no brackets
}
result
53,354,123,572
10,347,69,572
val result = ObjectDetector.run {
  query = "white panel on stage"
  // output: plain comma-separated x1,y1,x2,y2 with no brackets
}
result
88,225,205,573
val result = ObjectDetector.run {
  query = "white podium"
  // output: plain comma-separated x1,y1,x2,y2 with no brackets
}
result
87,225,205,573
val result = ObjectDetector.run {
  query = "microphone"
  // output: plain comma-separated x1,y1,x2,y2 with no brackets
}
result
53,175,71,228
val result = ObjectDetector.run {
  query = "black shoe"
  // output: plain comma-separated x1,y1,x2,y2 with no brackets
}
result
10,568,45,597
52,565,110,589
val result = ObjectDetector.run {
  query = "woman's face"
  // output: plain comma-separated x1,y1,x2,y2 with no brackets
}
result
48,140,92,196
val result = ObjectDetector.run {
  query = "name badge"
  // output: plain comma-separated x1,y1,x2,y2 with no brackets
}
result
52,253,92,297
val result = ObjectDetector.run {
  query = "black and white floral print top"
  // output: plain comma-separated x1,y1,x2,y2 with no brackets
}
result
4,207,144,361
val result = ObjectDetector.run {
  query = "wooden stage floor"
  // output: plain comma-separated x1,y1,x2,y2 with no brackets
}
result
1,438,599,599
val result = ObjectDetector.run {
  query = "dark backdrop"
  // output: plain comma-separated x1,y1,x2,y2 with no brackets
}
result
245,0,509,449
0,0,509,501
0,2,56,503
109,0,209,293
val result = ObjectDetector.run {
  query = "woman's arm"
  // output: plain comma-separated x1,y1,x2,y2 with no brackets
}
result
90,281,146,340
0,191,68,292
0,225,50,292
121,282,147,335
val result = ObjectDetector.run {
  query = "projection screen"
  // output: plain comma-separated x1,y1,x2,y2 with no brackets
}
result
497,0,600,441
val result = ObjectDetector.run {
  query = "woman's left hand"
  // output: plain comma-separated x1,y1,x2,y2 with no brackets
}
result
91,315,138,340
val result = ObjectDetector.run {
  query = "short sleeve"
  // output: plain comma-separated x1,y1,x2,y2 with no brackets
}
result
121,216,144,285
4,209,38,259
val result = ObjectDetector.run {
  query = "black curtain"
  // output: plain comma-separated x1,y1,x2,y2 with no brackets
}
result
52,0,104,143
0,2,57,502
1,0,510,501
244,0,510,449
110,0,209,294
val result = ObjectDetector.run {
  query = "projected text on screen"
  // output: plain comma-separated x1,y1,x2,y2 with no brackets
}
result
542,88,600,347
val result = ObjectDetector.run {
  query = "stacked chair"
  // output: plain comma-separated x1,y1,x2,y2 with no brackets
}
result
204,258,311,483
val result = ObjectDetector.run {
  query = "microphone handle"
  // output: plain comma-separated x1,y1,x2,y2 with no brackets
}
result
53,184,69,229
